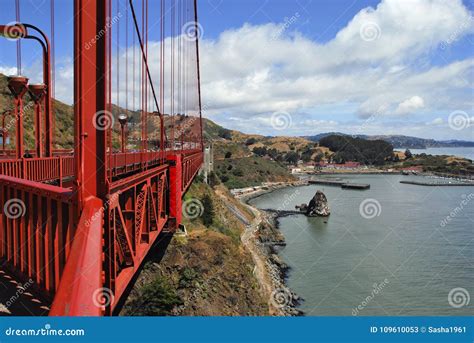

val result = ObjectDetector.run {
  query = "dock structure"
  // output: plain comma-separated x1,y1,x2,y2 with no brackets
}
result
309,179,370,190
341,183,370,190
262,209,305,217
309,179,345,186
400,181,474,187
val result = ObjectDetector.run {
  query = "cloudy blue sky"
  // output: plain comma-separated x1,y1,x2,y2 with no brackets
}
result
0,0,473,140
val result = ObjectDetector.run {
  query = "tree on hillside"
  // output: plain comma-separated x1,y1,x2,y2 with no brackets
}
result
405,149,413,160
252,146,267,157
285,151,299,166
314,153,324,163
224,151,232,159
201,194,215,227
208,172,220,187
245,138,256,146
125,275,182,315
301,146,313,163
319,135,393,166
218,128,232,140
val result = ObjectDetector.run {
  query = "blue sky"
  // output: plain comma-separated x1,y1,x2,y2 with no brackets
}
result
0,0,473,140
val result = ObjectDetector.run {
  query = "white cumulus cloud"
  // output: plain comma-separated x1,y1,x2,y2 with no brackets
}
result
394,96,425,115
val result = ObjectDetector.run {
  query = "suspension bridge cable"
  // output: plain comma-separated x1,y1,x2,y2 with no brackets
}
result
128,0,161,116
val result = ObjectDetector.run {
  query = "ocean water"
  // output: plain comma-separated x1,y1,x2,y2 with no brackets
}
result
400,147,474,161
250,174,474,316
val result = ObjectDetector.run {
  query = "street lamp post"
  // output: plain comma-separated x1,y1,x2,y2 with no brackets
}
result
118,114,128,153
8,75,29,159
28,83,47,157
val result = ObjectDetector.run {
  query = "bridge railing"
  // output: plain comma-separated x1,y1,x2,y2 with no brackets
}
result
181,150,204,193
0,156,75,182
25,157,75,183
0,175,77,298
0,149,203,186
0,149,74,158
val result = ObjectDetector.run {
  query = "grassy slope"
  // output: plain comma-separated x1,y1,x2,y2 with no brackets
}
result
215,155,294,189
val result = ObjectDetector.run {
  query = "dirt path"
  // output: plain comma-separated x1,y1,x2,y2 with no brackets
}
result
215,189,282,315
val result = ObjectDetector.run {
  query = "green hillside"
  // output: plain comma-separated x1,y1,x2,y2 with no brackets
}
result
0,73,74,149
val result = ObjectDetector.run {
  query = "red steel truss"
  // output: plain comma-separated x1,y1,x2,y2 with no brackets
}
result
0,0,204,316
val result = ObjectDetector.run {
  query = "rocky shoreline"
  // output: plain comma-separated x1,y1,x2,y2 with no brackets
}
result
240,183,306,316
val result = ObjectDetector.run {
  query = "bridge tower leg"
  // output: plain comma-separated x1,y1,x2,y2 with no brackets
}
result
74,0,109,314
73,0,108,205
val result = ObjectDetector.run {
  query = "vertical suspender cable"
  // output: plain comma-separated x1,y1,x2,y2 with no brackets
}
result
171,1,175,150
145,0,148,154
15,0,21,76
50,0,56,147
117,0,120,113
141,0,145,153
126,0,128,115
194,0,203,150
133,12,136,113
128,0,165,146
160,0,164,151
108,0,113,181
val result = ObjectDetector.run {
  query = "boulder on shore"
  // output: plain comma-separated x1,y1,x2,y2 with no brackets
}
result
296,191,330,217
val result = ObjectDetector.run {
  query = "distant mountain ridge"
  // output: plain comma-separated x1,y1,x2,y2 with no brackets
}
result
305,132,474,149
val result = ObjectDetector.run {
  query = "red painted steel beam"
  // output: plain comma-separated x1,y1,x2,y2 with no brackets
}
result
7,76,28,159
28,84,46,158
74,0,108,205
167,154,182,230
50,196,103,316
